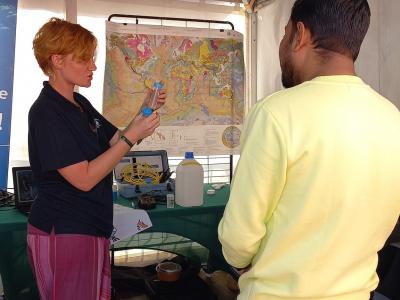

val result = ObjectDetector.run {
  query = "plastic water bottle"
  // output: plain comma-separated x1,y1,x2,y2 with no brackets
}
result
112,184,118,202
138,81,164,145
142,81,164,117
175,152,204,207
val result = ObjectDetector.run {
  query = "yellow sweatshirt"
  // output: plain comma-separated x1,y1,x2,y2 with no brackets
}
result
218,76,400,300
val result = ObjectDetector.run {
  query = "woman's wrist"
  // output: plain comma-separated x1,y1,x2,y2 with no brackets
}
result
121,128,138,146
120,134,133,148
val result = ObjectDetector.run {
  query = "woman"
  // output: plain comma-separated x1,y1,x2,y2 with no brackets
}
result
27,17,166,299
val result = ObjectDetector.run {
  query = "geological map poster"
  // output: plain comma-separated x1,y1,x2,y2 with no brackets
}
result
103,21,244,156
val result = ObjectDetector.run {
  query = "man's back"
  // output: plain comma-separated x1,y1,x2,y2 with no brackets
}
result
219,75,400,300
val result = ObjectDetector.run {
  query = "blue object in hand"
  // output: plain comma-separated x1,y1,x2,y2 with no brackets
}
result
142,81,164,117
142,107,153,117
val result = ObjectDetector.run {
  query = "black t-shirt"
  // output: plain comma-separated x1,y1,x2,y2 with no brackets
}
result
28,82,118,238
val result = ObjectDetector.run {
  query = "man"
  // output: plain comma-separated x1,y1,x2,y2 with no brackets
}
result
218,1,400,299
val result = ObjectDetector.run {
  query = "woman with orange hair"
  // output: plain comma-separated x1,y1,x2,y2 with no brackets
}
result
27,18,166,299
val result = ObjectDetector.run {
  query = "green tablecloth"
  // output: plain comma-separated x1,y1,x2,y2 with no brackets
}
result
0,208,39,300
0,184,229,300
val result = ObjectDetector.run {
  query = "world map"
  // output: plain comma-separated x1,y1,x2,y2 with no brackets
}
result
103,22,244,155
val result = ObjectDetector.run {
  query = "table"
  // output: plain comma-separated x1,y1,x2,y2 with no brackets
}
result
0,184,229,300
113,183,229,263
0,208,38,300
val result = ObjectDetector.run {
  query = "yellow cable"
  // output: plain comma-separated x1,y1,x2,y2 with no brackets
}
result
120,163,161,185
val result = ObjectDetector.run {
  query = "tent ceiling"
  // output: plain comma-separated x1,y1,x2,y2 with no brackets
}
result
104,0,245,13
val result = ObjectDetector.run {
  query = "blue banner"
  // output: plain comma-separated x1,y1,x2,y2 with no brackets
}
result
0,0,18,189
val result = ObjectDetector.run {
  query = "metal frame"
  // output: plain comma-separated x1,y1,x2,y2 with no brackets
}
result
108,14,234,30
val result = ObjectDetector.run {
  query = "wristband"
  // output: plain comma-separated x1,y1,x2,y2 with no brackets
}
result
120,135,133,148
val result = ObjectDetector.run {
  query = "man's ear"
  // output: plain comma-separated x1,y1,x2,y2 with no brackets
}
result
50,54,64,70
292,21,311,52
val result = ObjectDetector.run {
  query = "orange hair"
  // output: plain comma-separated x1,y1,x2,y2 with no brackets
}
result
33,17,97,76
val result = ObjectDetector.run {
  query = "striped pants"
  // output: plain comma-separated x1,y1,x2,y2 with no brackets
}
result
27,224,111,300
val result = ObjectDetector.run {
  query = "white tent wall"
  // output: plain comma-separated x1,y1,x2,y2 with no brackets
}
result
7,0,245,188
255,0,293,101
379,1,400,109
355,0,380,94
255,0,400,109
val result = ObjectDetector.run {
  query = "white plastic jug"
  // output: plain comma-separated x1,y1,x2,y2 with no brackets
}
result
175,152,204,207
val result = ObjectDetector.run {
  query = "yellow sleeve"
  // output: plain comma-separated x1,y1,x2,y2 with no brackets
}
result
218,103,287,268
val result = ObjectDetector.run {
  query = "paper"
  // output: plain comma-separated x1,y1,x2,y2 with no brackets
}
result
110,204,152,245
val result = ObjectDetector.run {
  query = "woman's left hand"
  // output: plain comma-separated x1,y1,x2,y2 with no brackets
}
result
142,82,167,111
151,89,167,110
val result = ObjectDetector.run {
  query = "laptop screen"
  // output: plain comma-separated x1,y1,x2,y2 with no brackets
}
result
12,166,38,209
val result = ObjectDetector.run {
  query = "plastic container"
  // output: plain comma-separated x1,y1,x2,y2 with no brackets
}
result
175,152,204,207
142,81,164,117
166,193,175,208
156,261,182,282
139,81,164,145
112,184,118,201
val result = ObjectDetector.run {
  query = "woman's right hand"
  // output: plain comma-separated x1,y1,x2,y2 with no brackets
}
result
124,112,160,143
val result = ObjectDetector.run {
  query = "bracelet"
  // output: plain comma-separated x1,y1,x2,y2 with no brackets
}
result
120,135,133,148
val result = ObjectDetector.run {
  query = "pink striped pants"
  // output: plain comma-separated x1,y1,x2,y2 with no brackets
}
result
27,224,111,300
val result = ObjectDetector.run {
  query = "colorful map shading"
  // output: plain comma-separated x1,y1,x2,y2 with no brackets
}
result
103,22,244,155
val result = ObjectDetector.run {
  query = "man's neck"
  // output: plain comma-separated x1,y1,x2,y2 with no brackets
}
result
300,52,356,83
